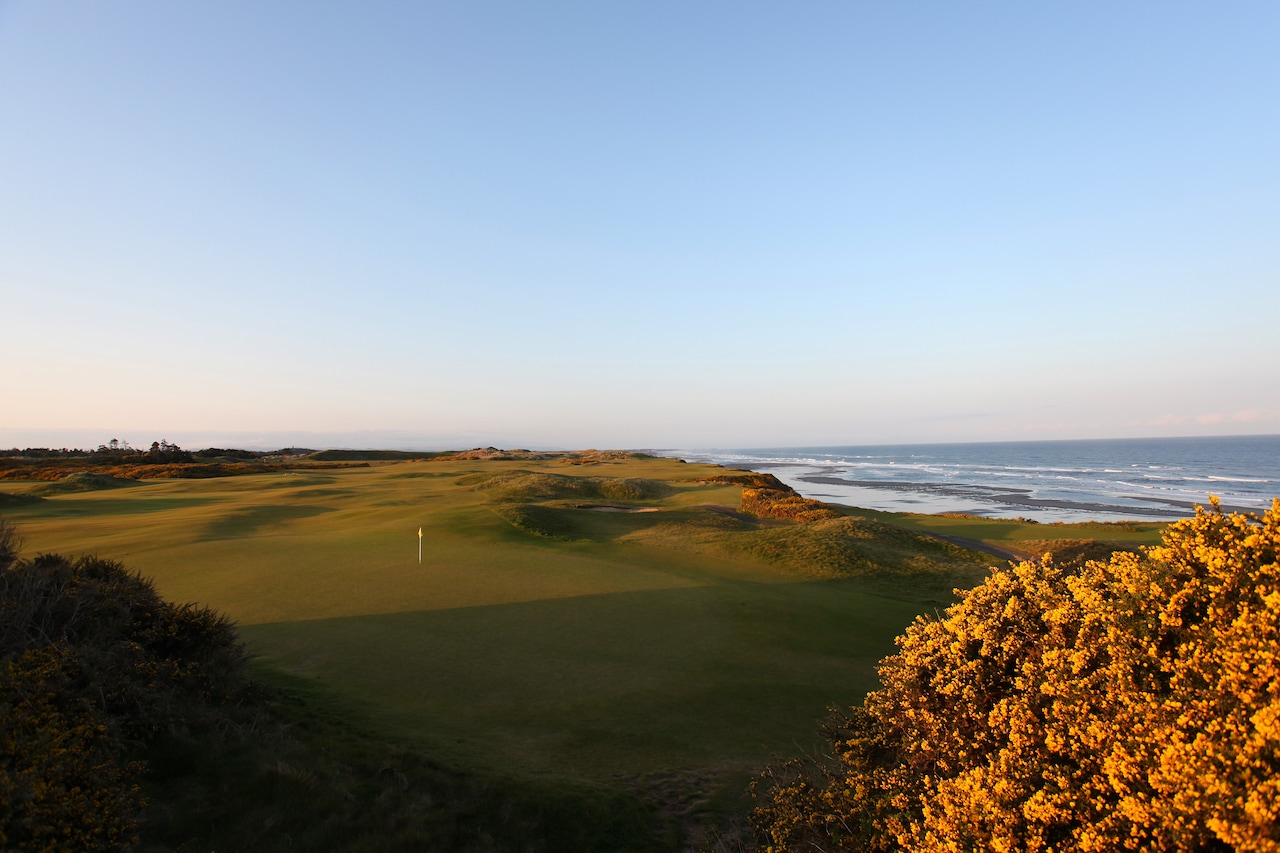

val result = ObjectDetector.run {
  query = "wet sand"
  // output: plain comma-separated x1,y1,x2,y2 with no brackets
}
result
794,475,1254,518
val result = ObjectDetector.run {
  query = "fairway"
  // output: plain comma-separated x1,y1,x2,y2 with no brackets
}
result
2,454,995,820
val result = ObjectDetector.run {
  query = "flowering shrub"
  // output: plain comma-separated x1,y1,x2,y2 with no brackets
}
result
1,647,143,852
740,488,842,523
753,498,1280,852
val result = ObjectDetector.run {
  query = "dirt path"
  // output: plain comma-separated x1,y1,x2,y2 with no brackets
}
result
924,532,1031,563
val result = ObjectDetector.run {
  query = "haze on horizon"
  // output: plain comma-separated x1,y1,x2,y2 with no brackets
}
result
2,2,1278,452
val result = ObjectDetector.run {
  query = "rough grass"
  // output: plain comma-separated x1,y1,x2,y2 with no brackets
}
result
623,515,991,603
852,507,1167,548
468,470,673,503
33,472,139,493
137,669,671,853
489,502,650,541
0,491,43,506
738,516,990,581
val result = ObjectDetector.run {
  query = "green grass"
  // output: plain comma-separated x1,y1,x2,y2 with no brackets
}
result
2,454,1152,847
835,505,1167,552
244,575,919,780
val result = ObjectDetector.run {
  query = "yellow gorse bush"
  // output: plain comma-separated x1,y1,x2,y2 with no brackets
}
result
753,498,1280,852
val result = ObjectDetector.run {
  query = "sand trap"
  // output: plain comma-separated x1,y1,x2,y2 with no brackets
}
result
576,505,661,513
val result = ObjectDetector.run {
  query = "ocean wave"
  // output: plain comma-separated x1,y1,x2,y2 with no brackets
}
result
1204,475,1270,483
664,438,1278,522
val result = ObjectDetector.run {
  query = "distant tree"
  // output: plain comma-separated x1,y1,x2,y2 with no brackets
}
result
1,448,90,459
752,498,1280,852
141,440,193,464
92,440,139,461
197,448,264,460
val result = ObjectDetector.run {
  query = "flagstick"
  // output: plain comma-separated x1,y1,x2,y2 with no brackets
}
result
418,527,423,564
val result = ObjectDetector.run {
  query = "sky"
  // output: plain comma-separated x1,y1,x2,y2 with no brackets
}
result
2,1,1278,451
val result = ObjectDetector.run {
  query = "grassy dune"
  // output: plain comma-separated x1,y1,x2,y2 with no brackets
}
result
1,454,1149,846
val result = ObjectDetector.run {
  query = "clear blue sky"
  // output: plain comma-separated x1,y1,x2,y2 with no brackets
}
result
3,1,1277,450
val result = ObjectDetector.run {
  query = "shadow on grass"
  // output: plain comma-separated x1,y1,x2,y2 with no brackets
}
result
200,505,338,540
491,502,682,541
35,472,141,493
138,668,672,853
2,495,219,518
240,576,942,838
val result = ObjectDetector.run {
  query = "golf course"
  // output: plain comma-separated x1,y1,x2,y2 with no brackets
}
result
0,450,1167,850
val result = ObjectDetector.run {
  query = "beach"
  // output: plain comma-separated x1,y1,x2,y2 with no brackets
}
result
660,435,1280,523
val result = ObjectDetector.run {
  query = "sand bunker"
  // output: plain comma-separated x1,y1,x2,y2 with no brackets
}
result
576,504,661,513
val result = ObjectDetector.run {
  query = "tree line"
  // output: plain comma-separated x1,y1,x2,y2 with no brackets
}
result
0,440,192,463
1,443,318,463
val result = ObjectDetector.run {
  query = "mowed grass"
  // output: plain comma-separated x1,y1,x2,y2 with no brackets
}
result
2,455,997,826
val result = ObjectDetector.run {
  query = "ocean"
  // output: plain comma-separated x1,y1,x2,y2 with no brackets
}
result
659,435,1280,523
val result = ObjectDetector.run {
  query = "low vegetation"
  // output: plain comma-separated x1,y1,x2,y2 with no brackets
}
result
739,487,841,523
468,469,673,503
34,472,138,493
691,472,842,523
0,520,253,850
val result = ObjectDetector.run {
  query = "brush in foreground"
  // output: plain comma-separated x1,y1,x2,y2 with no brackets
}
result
753,498,1280,852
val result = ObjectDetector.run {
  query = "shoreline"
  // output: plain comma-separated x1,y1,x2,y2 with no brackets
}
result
793,474,1255,519
658,443,1279,523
